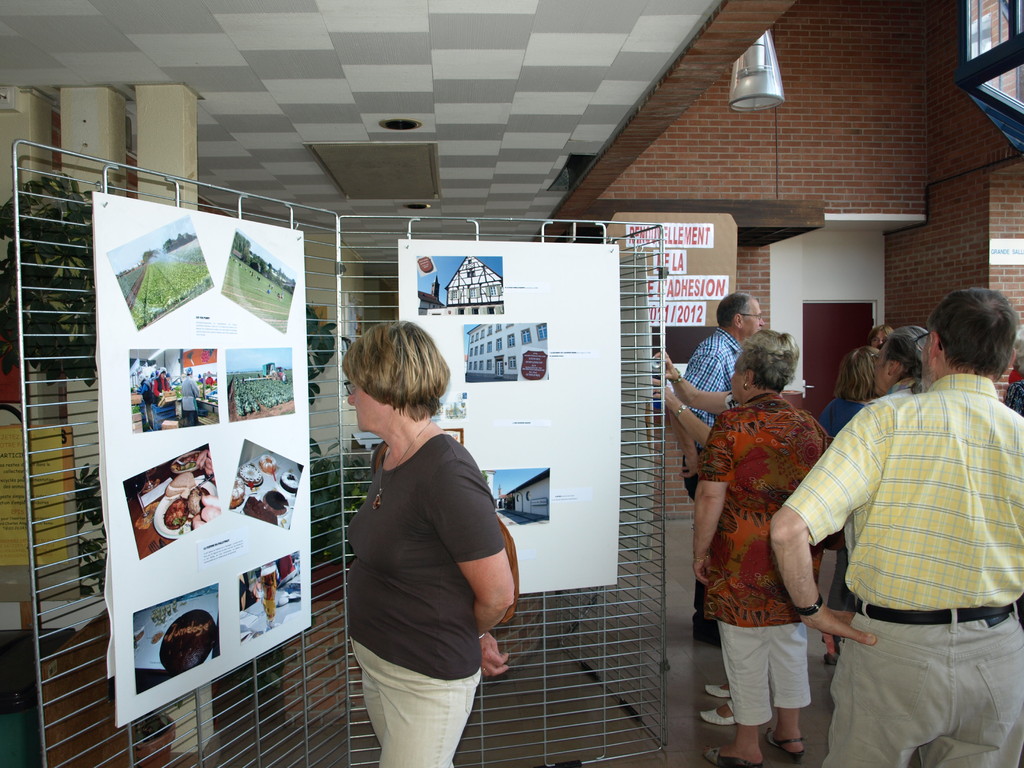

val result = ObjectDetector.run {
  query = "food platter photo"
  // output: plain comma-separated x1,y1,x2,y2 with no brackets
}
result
152,478,218,538
133,584,220,693
123,443,224,559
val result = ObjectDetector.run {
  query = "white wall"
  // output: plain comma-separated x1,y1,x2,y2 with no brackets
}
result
770,227,886,393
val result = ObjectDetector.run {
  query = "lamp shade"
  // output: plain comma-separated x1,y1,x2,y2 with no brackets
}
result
728,31,784,112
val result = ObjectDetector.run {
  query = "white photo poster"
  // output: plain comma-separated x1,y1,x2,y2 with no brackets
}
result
93,193,311,726
399,239,621,593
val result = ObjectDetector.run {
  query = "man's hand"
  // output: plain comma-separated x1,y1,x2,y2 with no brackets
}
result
480,632,510,677
801,606,876,646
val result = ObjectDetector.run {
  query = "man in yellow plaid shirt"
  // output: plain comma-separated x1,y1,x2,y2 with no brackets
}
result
772,288,1024,768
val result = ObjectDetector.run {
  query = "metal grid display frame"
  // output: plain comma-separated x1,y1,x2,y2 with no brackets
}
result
7,141,667,768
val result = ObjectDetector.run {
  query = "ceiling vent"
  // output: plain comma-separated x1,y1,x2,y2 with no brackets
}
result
306,142,440,200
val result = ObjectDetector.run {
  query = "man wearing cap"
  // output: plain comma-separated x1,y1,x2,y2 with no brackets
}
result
771,288,1024,767
181,367,201,428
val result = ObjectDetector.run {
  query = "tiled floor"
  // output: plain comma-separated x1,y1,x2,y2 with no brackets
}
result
605,517,842,768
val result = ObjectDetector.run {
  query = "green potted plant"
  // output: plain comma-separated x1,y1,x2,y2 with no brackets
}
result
0,175,96,386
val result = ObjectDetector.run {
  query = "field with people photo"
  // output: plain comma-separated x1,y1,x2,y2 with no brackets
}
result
220,230,296,333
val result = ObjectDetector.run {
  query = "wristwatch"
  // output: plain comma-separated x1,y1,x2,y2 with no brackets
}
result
794,594,823,616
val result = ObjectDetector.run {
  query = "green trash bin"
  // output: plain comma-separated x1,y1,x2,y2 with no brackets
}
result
0,631,41,768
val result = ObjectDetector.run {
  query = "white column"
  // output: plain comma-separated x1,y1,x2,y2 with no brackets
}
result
0,88,54,210
59,86,126,189
135,83,198,208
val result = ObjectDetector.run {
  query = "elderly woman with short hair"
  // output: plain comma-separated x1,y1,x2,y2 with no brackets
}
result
694,330,830,768
343,321,515,768
873,324,926,397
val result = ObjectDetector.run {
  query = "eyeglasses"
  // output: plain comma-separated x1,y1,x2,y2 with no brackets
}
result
740,313,763,319
343,381,353,395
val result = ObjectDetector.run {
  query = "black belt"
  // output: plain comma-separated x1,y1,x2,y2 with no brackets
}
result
854,598,1014,626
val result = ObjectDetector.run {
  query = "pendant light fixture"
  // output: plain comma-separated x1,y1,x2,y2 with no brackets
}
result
728,31,785,112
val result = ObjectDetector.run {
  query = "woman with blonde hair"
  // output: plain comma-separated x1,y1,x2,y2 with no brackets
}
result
343,321,514,768
817,345,879,664
867,323,892,349
694,330,829,767
818,345,878,435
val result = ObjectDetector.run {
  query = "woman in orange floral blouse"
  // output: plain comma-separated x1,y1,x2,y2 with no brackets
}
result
694,330,830,768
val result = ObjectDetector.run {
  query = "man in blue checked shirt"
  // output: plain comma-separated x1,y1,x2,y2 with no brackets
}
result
667,291,764,645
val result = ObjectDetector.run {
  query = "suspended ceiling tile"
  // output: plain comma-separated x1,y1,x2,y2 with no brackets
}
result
431,49,525,80
623,14,704,53
330,32,431,66
319,1,429,34
524,33,628,67
343,64,433,92
213,12,332,50
262,78,355,105
241,50,344,80
435,102,512,124
428,13,534,49
128,33,246,67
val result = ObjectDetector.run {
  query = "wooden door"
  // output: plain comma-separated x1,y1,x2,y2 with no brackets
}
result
802,302,875,418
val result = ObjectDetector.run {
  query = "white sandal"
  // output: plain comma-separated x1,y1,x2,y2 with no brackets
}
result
700,701,736,726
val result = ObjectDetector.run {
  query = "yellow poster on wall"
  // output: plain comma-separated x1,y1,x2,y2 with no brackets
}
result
0,425,74,566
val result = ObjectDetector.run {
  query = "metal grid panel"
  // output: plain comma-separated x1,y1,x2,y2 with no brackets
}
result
9,142,666,768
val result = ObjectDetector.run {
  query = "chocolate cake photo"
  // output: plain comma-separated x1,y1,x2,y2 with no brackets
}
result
159,609,219,674
133,584,220,694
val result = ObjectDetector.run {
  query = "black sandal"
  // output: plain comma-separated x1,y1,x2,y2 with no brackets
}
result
765,728,805,763
702,747,763,768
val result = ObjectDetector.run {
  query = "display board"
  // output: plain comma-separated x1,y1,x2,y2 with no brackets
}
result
93,193,311,725
400,239,621,593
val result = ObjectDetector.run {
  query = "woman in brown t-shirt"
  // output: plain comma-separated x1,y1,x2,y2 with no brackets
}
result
342,321,514,768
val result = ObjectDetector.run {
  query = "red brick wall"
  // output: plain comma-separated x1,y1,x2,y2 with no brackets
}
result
611,0,1024,515
603,0,929,214
885,0,1024,327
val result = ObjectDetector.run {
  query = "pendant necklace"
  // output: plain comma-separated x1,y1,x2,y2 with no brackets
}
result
372,421,431,509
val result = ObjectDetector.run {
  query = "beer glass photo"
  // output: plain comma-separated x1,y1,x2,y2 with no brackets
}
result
260,564,277,629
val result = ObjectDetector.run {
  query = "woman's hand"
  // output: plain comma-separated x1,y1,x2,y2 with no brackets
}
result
693,556,710,585
480,633,510,677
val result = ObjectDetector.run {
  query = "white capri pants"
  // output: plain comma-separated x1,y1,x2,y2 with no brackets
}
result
353,639,481,768
718,621,811,725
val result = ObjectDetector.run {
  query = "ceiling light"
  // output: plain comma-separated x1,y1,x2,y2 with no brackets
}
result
728,31,785,112
404,203,431,210
380,118,422,131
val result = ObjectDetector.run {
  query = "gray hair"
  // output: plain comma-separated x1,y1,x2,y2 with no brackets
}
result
927,289,1018,378
716,292,753,327
880,325,926,394
735,330,799,392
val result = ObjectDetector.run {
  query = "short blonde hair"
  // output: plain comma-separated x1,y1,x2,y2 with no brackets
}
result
834,346,878,401
735,330,799,392
342,321,449,420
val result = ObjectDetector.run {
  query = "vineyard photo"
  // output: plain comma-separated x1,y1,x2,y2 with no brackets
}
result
225,347,295,423
107,215,215,331
220,230,297,333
